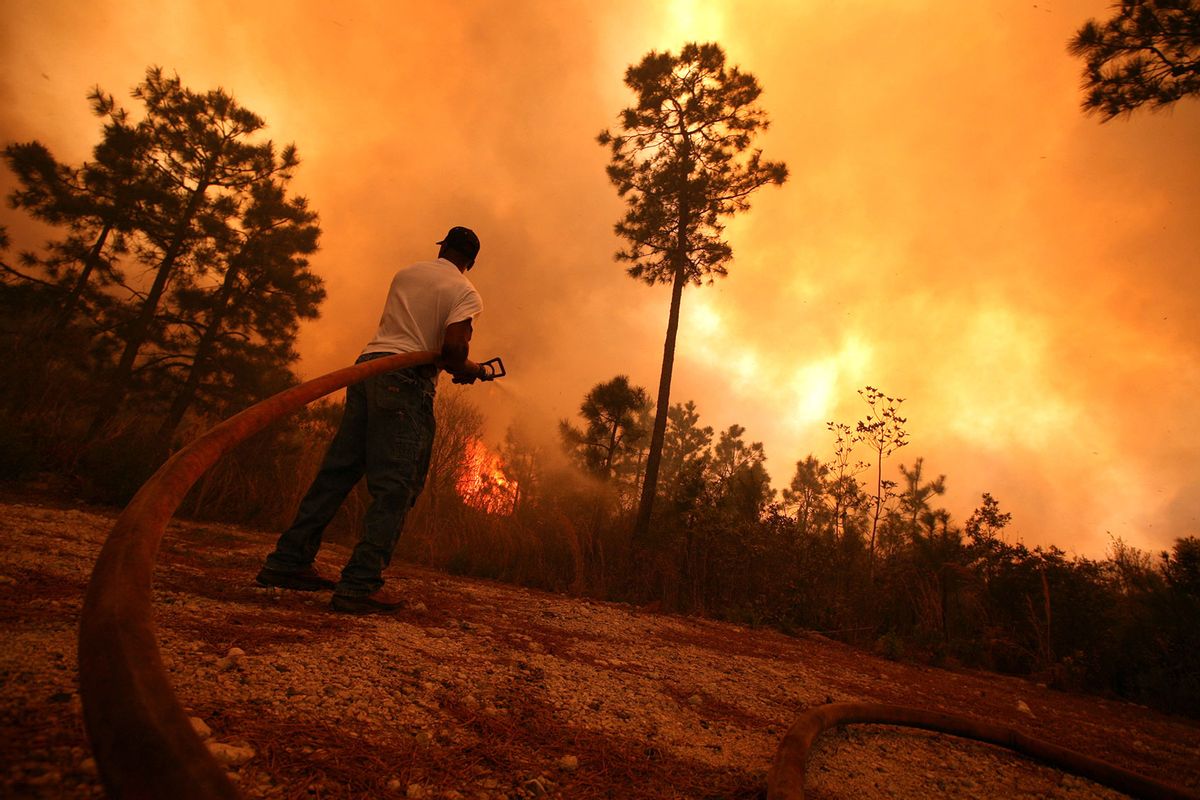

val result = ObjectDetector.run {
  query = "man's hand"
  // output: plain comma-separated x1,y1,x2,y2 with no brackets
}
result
450,362,485,384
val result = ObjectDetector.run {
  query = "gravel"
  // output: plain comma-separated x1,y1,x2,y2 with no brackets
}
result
1,499,1197,799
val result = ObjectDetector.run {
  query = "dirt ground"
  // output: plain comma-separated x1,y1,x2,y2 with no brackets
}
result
1,498,1198,799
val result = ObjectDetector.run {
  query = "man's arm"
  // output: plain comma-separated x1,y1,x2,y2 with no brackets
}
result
437,318,485,383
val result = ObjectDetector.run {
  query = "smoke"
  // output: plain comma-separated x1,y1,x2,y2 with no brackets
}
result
2,0,1197,555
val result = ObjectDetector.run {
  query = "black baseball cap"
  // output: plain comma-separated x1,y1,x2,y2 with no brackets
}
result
437,226,481,260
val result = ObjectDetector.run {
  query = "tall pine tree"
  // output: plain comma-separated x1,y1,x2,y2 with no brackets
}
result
598,43,787,544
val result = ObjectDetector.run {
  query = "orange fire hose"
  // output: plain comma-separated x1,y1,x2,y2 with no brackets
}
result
78,352,436,799
768,702,1198,800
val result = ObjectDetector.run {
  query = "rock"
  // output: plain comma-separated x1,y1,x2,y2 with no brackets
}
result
28,769,62,786
688,694,703,707
208,741,255,767
80,757,97,774
1016,700,1034,716
558,755,579,772
189,716,212,739
406,783,426,798
227,647,246,659
521,777,547,796
387,778,402,792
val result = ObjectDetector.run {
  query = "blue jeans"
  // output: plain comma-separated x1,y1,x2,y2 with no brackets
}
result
265,354,437,596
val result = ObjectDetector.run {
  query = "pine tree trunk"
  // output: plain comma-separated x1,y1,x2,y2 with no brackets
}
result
604,420,619,480
634,124,694,545
53,222,113,332
633,259,687,544
89,184,208,436
869,454,884,583
157,257,241,442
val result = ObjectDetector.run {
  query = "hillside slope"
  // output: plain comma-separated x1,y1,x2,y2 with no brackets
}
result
1,500,1198,799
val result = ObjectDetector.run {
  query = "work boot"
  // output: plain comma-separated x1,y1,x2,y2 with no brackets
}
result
255,564,336,591
330,587,407,614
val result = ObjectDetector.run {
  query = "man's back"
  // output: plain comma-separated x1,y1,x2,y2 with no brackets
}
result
363,258,482,357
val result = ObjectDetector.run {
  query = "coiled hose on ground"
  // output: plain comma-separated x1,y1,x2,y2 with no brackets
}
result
768,702,1198,799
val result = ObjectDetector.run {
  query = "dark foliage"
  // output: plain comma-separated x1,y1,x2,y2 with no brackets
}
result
1069,0,1200,119
0,67,323,501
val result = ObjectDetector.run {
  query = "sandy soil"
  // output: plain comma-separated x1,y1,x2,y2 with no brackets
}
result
1,499,1198,799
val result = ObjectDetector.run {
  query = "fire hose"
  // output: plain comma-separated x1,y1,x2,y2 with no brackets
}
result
77,354,1195,799
768,702,1197,800
80,351,463,798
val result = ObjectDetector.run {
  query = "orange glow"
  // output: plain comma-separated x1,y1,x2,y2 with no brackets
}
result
456,439,517,516
3,2,1199,556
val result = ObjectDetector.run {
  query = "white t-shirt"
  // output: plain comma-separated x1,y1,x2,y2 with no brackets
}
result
361,258,483,356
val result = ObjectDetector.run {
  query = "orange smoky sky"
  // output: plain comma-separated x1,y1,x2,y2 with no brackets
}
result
2,1,1198,557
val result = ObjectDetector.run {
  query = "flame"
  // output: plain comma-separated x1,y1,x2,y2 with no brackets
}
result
456,438,517,515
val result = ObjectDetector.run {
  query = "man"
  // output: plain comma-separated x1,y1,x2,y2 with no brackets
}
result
256,226,487,613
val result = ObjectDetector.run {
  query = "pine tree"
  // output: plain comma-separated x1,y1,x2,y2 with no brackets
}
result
599,43,787,544
156,176,323,440
88,67,298,435
1069,0,1200,119
559,375,651,486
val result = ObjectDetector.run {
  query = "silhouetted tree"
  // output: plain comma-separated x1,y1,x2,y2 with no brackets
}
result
965,493,1012,544
1069,0,1200,119
1,67,324,496
824,420,869,542
559,375,651,485
855,386,909,579
782,456,830,537
2,130,145,336
88,67,298,434
1165,536,1200,595
898,457,946,543
708,423,773,518
658,400,713,510
598,42,787,543
156,177,323,440
500,420,544,517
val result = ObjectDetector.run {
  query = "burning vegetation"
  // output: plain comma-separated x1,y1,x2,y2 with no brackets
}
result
455,438,517,515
